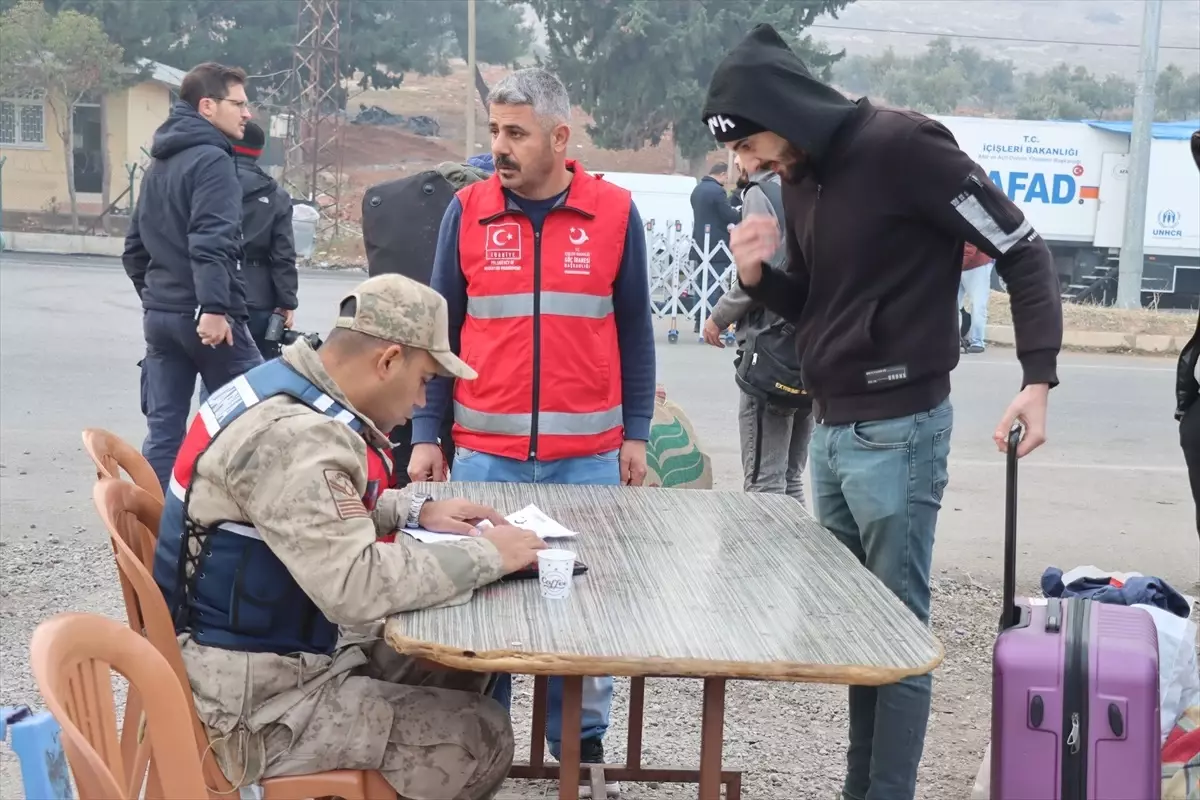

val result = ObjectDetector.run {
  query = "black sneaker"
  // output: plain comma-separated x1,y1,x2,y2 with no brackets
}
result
578,737,620,798
967,344,985,354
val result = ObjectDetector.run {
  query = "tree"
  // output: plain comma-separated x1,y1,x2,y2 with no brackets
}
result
32,0,531,109
1156,64,1200,121
0,0,124,231
451,0,534,106
1015,64,1133,120
829,37,1174,122
833,38,1018,115
523,0,851,175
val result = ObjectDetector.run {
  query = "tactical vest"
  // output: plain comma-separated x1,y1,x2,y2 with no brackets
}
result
453,161,631,461
152,359,395,656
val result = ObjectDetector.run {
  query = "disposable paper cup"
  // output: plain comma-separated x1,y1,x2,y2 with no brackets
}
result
537,549,576,600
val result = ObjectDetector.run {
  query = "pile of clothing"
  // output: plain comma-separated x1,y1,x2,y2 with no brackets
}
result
1042,566,1199,799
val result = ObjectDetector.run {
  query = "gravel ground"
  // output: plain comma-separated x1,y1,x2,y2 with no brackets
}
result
0,530,1001,800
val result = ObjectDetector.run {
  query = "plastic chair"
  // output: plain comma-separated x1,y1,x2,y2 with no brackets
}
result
81,428,165,504
29,612,209,800
92,478,397,800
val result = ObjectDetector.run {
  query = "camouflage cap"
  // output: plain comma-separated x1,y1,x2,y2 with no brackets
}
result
334,274,477,379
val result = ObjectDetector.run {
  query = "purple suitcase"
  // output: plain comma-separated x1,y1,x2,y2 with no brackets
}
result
991,427,1161,800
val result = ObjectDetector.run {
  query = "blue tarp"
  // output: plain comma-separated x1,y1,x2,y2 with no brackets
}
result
1084,119,1200,140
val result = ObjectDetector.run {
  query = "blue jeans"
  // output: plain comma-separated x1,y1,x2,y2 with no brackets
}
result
808,398,953,800
959,262,993,347
140,310,264,490
450,446,620,754
197,309,278,405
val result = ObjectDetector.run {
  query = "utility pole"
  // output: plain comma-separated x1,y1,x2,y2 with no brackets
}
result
1115,0,1163,309
465,0,477,161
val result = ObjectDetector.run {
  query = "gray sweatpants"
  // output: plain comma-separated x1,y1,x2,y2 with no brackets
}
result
738,391,814,503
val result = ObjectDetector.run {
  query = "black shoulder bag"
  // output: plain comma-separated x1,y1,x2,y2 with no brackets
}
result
733,311,811,484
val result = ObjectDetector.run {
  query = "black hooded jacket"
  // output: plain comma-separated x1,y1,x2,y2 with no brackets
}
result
122,101,247,319
234,155,298,311
702,24,1063,425
1175,130,1200,420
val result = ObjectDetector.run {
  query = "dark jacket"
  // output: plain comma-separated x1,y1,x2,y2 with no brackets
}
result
701,24,1063,425
235,155,297,311
123,101,247,320
1175,131,1200,419
689,176,739,264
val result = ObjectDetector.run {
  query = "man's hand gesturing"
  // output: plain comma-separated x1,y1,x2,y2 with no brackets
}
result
729,215,778,288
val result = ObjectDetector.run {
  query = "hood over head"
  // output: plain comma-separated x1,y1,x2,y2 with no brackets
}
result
702,23,857,167
233,154,273,196
150,101,233,160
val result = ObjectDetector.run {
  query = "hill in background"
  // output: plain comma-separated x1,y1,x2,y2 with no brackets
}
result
811,0,1200,75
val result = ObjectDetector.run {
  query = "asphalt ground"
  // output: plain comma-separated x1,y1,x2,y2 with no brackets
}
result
1,252,1195,799
2,252,1195,590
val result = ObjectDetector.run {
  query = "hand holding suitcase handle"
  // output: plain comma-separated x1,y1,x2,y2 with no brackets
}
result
1001,423,1025,630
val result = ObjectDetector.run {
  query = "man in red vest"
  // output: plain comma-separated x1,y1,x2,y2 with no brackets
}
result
407,67,656,797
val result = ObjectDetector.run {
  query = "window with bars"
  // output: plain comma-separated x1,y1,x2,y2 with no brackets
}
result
1,88,47,146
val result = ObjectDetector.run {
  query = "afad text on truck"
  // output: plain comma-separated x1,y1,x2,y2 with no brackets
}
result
986,168,1099,206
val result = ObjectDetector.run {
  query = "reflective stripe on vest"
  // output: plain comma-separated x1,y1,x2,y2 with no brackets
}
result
453,162,630,461
466,292,615,319
453,401,623,438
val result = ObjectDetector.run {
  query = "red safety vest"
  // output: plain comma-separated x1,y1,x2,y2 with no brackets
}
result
453,162,631,461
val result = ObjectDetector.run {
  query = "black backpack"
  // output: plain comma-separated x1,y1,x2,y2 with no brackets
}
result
361,169,463,482
363,169,459,281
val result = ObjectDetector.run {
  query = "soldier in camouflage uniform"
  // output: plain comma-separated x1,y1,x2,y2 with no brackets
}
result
152,274,547,799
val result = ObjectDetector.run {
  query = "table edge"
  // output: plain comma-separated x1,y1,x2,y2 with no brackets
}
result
384,625,945,686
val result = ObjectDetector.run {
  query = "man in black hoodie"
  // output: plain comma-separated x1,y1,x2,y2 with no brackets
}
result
232,120,298,359
123,62,260,490
702,25,1063,800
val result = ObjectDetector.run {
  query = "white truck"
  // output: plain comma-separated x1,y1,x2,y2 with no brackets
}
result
933,115,1200,307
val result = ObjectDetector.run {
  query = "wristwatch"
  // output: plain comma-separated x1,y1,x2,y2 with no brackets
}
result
405,493,430,529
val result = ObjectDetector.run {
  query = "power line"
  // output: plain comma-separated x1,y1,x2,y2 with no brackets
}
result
809,23,1200,51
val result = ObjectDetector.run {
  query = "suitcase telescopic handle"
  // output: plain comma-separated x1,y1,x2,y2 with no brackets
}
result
1001,423,1025,630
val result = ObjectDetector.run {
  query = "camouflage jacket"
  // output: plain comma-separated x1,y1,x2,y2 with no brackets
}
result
179,339,505,745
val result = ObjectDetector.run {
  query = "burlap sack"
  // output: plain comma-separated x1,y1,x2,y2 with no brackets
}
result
645,385,713,489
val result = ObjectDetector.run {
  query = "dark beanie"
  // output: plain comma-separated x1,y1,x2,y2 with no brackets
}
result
234,121,266,158
704,112,767,143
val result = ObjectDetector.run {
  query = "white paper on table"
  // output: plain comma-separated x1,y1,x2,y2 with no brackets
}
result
405,529,473,544
501,504,578,539
400,503,578,544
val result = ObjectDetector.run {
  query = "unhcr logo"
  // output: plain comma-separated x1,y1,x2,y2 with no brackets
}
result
1153,208,1183,238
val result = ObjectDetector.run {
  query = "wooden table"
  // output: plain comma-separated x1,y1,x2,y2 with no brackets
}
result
385,483,943,800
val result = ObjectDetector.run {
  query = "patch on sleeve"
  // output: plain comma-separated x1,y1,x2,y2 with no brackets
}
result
951,174,1033,255
324,470,368,519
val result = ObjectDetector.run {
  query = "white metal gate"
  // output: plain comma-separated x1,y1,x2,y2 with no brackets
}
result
644,220,736,343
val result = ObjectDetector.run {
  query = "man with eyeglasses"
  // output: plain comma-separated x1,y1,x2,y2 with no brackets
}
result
123,61,262,490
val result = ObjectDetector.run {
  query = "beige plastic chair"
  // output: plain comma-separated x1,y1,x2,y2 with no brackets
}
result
92,477,397,800
29,612,210,800
82,428,165,504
